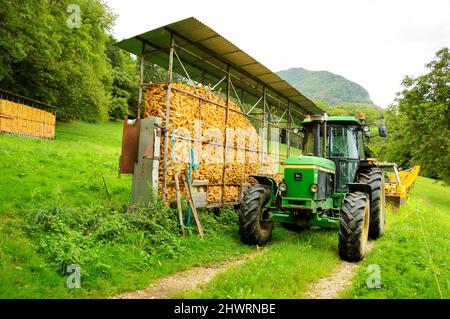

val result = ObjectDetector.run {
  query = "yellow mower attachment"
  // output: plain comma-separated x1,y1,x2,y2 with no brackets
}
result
377,163,420,208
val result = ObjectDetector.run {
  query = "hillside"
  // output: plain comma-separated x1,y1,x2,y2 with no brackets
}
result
277,67,373,106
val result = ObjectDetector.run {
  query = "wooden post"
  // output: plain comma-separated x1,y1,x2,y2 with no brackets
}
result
173,171,185,236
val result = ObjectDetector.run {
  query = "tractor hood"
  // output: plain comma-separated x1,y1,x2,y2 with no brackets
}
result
282,156,336,203
284,156,335,173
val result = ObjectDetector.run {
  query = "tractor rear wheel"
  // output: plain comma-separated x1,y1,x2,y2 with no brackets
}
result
357,168,386,239
338,192,370,262
239,184,274,245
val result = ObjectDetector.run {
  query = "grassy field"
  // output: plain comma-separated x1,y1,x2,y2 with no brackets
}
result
342,176,449,298
0,121,252,298
0,121,130,212
178,176,449,299
0,121,448,299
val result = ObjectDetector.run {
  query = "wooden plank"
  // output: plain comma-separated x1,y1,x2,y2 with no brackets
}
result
182,169,204,239
173,171,186,237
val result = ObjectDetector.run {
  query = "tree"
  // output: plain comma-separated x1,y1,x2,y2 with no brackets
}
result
106,36,139,119
0,0,115,122
382,48,450,183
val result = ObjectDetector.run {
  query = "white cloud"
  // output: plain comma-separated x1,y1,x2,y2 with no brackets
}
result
106,0,450,108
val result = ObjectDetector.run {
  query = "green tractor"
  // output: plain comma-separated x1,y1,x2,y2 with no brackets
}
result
239,114,388,262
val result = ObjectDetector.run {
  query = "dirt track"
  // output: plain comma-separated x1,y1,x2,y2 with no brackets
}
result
115,251,262,299
306,242,373,299
116,242,373,299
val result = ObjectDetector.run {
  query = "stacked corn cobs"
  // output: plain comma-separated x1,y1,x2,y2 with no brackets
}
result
0,99,55,139
145,83,280,204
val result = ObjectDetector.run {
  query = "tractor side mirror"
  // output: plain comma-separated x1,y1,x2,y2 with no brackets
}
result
379,125,388,137
363,126,370,138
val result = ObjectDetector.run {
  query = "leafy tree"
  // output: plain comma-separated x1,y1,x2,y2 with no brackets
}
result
109,97,129,119
0,0,115,121
381,48,450,183
106,36,139,119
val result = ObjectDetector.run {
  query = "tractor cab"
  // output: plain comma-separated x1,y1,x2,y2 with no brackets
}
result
301,114,367,192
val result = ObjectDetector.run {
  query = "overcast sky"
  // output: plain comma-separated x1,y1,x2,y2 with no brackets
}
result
105,0,450,108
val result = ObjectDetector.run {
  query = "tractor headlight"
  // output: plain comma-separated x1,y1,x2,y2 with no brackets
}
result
279,183,287,193
310,184,319,193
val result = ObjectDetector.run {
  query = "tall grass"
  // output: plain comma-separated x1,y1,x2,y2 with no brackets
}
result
342,177,449,298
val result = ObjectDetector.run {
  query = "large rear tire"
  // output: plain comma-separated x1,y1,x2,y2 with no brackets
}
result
239,184,274,245
357,168,386,239
338,192,370,262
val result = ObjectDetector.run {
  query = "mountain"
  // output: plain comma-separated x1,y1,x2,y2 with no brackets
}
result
277,67,373,106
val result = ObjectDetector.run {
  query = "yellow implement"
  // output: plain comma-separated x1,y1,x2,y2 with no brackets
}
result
378,163,420,207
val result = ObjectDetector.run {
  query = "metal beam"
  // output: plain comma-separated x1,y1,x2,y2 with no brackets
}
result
137,45,145,119
287,102,291,158
162,35,175,202
221,65,231,207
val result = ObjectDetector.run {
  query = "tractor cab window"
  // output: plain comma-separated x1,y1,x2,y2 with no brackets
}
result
357,130,366,160
302,125,317,156
328,126,359,159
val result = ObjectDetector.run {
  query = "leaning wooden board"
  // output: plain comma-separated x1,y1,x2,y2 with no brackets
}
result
144,82,281,205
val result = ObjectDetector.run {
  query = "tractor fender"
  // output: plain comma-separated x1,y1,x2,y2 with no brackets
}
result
347,183,372,202
250,175,277,193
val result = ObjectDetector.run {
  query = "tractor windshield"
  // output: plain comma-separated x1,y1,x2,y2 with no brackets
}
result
302,123,362,192
302,124,359,158
328,126,359,159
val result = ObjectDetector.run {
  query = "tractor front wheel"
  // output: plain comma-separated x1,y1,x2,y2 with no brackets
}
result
338,192,370,262
239,184,274,245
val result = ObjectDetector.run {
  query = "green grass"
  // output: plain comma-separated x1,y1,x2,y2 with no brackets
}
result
0,121,252,298
0,121,131,213
0,208,252,298
341,176,450,299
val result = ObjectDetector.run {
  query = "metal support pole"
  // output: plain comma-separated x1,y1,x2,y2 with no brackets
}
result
267,101,272,159
162,35,175,202
287,102,291,158
323,113,328,158
137,45,145,119
221,65,231,207
260,87,266,171
315,123,321,157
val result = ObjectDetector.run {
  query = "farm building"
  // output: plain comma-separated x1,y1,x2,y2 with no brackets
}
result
115,17,324,208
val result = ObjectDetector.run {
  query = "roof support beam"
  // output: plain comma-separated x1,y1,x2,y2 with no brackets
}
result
165,27,309,114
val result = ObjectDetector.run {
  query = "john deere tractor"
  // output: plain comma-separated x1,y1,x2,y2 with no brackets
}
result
239,114,388,262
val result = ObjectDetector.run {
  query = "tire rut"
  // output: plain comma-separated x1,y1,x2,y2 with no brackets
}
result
306,242,374,299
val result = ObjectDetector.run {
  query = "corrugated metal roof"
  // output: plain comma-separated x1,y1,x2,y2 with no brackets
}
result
115,17,324,115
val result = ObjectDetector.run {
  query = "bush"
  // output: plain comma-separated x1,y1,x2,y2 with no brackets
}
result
22,203,239,277
108,97,129,120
